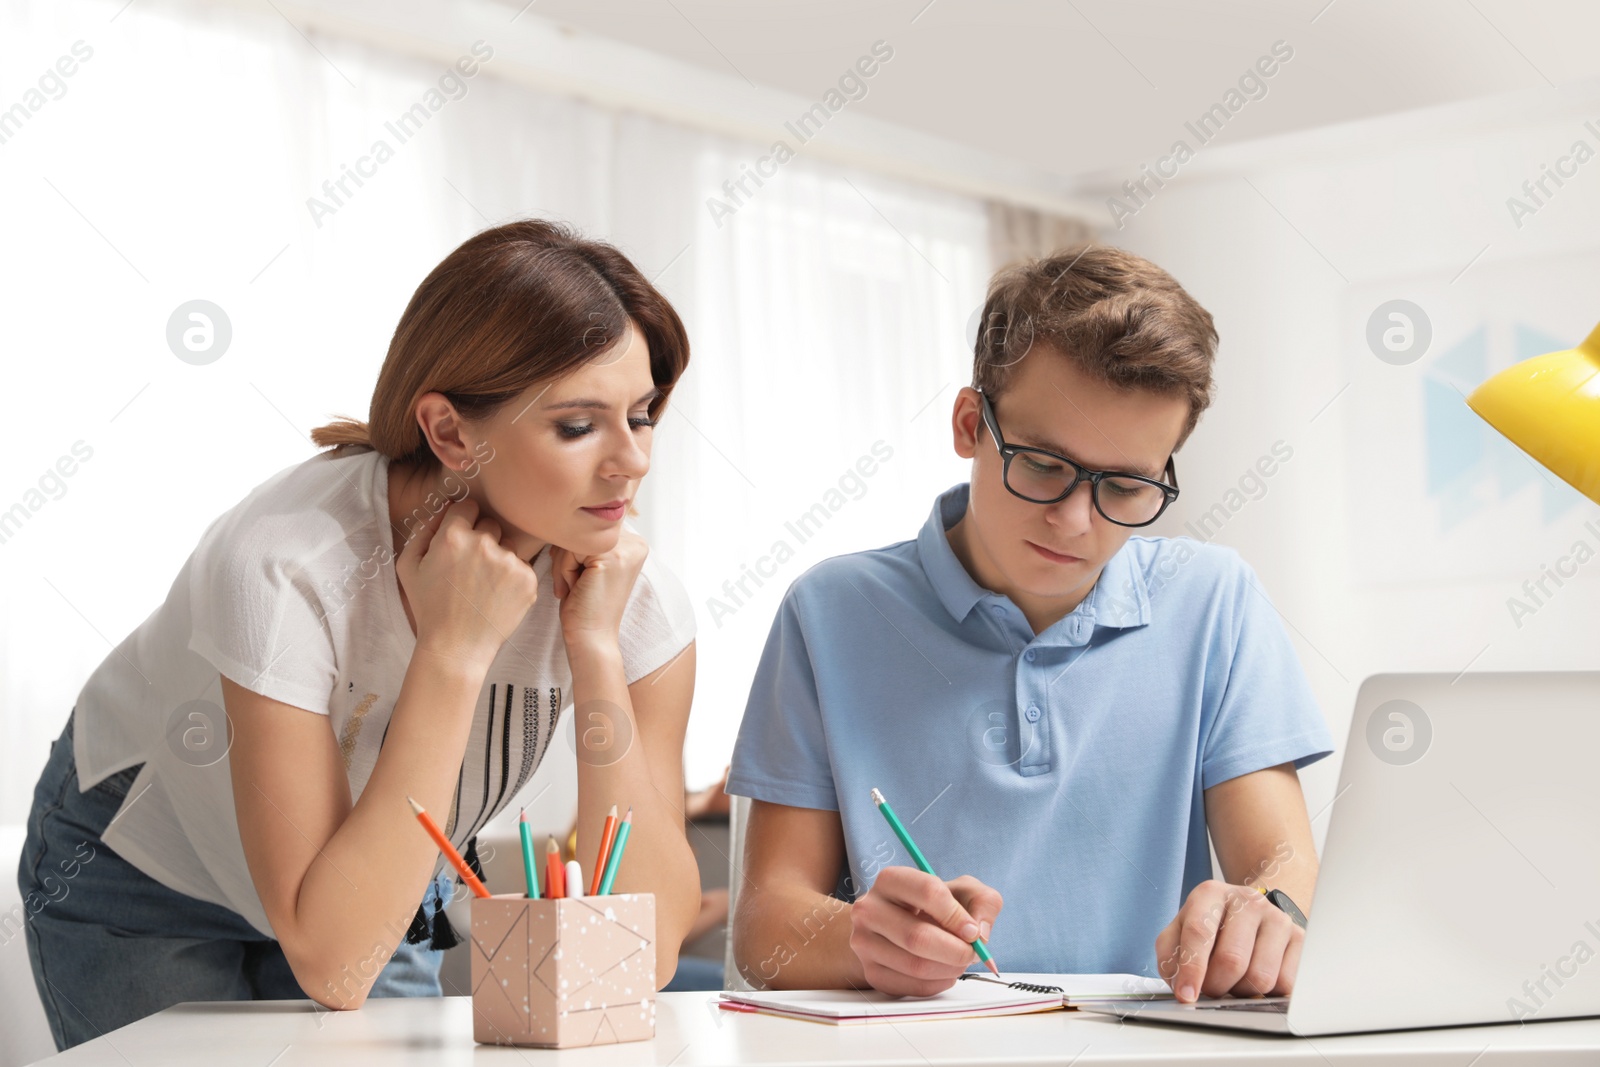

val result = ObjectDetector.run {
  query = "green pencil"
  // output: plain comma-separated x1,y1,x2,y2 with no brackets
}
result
519,808,540,899
596,807,633,895
871,787,1002,980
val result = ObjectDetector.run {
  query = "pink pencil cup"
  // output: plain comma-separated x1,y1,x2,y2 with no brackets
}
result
470,892,657,1048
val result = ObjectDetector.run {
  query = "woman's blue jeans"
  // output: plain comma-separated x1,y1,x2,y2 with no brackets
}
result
17,710,448,1051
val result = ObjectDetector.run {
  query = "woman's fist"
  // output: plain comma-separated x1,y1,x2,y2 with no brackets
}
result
550,526,649,652
395,497,539,670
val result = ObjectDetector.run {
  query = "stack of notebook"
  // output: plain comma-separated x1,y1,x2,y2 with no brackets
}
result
716,972,1174,1024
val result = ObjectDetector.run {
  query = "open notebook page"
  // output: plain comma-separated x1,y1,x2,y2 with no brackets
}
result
717,973,1172,1024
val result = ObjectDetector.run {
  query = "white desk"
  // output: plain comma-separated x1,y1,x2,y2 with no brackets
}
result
24,994,1600,1066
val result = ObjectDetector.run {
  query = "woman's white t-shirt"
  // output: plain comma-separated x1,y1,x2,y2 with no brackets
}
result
70,447,695,937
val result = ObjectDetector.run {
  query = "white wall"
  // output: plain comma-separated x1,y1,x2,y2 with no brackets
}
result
1101,83,1600,846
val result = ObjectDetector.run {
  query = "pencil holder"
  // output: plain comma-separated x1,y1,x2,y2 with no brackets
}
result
469,892,656,1048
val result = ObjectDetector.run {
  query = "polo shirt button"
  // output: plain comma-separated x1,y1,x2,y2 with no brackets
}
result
990,604,1006,617
1023,649,1037,662
1025,705,1041,722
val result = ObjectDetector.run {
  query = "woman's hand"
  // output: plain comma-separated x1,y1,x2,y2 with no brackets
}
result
550,528,649,653
395,496,540,671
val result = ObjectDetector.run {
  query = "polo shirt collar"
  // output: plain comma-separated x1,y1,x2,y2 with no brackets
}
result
916,482,1152,634
918,484,991,623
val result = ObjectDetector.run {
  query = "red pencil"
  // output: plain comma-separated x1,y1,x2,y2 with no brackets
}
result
545,836,565,899
589,805,619,896
406,796,489,899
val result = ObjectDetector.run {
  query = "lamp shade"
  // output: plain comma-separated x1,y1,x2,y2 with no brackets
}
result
1466,321,1600,506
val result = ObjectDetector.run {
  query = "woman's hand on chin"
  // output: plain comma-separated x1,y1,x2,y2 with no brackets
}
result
551,528,649,652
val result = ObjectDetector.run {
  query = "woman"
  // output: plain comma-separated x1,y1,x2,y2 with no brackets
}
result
18,220,702,1050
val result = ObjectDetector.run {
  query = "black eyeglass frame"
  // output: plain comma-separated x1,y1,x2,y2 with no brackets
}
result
976,389,1181,528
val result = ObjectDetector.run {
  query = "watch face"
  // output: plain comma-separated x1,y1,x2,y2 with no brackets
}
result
1267,888,1307,928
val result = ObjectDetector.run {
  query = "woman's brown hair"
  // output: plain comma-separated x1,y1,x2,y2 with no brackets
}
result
311,219,690,469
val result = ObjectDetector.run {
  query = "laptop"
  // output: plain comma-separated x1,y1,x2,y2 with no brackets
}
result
1079,671,1600,1036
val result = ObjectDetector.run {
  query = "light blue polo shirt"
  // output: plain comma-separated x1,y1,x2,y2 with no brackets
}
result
727,482,1334,977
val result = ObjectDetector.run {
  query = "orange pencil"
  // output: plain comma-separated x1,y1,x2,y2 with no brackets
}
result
589,805,619,896
406,796,489,899
545,836,565,899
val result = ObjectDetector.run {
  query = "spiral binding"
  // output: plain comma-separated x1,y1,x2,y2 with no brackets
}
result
957,973,1064,994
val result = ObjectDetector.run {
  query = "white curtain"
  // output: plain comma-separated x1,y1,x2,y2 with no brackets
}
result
657,148,991,787
0,0,994,825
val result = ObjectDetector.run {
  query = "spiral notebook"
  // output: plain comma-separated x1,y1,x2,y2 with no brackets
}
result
716,972,1173,1025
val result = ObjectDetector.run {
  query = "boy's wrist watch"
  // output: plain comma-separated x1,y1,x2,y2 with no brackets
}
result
1261,887,1307,928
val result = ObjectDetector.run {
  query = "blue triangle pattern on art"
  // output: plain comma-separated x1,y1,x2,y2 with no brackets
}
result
1423,376,1484,496
1428,324,1486,388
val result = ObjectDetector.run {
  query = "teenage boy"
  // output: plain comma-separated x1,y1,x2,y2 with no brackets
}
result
726,245,1333,1003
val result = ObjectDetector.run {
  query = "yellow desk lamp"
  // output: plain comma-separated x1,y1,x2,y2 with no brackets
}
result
1466,321,1600,505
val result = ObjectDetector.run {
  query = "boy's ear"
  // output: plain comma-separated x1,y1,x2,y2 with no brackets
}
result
951,387,982,460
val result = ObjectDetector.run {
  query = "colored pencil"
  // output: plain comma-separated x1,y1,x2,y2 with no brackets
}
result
407,796,490,899
545,836,565,899
871,787,1000,979
596,807,633,895
589,805,620,896
519,808,540,898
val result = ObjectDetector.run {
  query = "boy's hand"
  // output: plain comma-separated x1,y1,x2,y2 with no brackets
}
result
1155,880,1303,1002
849,866,1002,997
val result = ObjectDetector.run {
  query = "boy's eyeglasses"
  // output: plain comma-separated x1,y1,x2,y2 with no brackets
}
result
977,390,1180,528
